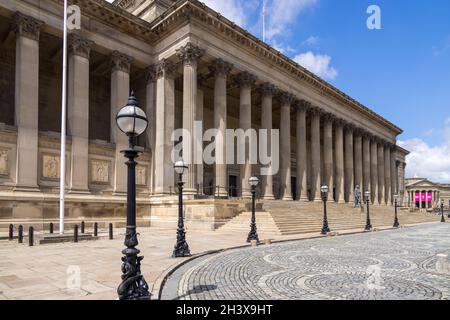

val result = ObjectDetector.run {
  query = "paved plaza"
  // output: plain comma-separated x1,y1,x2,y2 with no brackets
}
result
162,224,450,300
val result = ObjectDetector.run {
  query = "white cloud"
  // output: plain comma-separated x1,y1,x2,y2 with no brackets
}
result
201,0,249,27
293,51,338,80
302,36,320,46
399,132,450,183
266,0,317,40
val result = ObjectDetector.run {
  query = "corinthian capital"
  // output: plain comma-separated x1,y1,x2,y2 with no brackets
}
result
322,112,336,124
12,12,44,41
259,83,278,97
155,59,176,79
111,51,133,73
68,34,94,59
177,43,204,66
235,71,257,89
308,106,323,117
296,99,311,113
209,58,233,78
145,64,158,83
279,92,295,106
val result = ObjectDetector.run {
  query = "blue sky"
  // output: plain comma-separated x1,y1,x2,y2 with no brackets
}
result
201,0,450,182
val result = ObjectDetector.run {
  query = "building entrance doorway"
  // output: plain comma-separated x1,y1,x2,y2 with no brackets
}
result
228,175,238,198
291,177,297,201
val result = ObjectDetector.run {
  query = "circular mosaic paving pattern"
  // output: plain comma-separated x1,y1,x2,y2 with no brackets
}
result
161,224,450,300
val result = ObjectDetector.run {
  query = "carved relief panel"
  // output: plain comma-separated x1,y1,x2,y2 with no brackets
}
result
91,159,110,184
42,154,60,179
0,148,9,176
136,165,147,186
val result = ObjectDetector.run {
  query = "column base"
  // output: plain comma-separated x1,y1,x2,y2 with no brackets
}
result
262,194,275,200
13,185,40,192
282,195,293,201
313,198,322,203
67,189,91,195
298,197,309,202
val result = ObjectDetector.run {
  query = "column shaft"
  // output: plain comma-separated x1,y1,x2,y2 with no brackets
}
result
362,135,371,196
334,121,345,203
296,103,309,201
260,83,276,199
323,115,333,197
13,13,44,191
370,138,379,205
377,143,385,204
384,145,392,205
280,94,293,200
67,35,93,193
310,108,322,202
344,125,354,203
354,131,363,196
145,66,157,194
154,60,176,195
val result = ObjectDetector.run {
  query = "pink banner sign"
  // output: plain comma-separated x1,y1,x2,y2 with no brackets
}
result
427,192,432,202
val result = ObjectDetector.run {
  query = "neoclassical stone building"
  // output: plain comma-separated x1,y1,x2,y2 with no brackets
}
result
0,0,408,230
405,178,450,210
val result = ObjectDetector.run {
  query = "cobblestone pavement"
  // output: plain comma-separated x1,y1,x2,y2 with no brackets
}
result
161,224,450,300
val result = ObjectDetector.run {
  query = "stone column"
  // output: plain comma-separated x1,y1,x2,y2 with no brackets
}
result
196,87,204,195
177,43,203,195
67,34,93,193
344,123,354,203
296,101,309,201
384,143,392,205
12,12,44,191
362,133,371,197
391,146,398,198
334,119,345,203
377,141,385,204
370,137,379,205
354,129,363,197
310,107,322,202
154,60,176,195
145,65,157,194
110,51,133,195
279,92,294,201
210,59,232,197
322,113,334,198
260,83,277,199
399,162,406,206
236,72,256,198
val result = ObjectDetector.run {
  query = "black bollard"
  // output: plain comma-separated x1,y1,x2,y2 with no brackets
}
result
109,223,113,240
81,221,85,234
94,222,98,237
74,225,78,243
18,225,23,243
49,222,54,234
28,226,34,247
8,224,13,241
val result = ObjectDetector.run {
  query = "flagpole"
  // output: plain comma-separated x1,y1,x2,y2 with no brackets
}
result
262,0,266,42
59,0,68,234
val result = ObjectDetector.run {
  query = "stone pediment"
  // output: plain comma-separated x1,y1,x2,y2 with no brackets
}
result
407,179,439,188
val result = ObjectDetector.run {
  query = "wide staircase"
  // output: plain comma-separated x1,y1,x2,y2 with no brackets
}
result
217,200,440,236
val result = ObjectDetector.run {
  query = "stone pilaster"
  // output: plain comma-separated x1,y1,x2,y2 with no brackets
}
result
296,100,309,201
362,132,371,197
259,83,277,200
322,113,334,199
210,59,232,197
154,59,176,195
12,12,44,191
279,92,294,201
384,143,392,205
370,137,379,205
67,34,94,193
354,129,363,198
236,71,256,198
145,64,158,194
177,43,204,195
110,51,133,195
310,107,322,202
344,123,354,203
334,119,345,203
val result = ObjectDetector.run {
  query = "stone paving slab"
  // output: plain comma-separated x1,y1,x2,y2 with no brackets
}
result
161,223,450,300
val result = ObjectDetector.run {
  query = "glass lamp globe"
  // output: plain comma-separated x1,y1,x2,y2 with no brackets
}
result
116,93,148,137
249,176,259,187
320,185,329,194
394,194,399,200
365,191,371,199
174,160,188,175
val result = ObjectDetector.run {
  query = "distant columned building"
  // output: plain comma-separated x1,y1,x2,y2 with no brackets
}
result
405,178,450,210
0,0,408,230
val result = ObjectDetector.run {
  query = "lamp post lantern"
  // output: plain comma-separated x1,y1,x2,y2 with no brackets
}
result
172,159,191,258
441,200,446,223
247,176,259,243
320,185,330,235
115,92,150,300
393,194,400,228
365,190,372,231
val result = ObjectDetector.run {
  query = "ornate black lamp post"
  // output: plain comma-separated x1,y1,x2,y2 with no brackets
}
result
247,176,259,243
393,194,400,228
364,190,372,231
172,159,191,258
320,185,330,235
115,93,150,300
441,200,446,223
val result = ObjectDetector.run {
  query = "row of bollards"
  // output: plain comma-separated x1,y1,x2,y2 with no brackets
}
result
7,221,114,245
